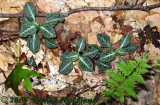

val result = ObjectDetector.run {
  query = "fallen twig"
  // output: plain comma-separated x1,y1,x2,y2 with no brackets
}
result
0,4,160,18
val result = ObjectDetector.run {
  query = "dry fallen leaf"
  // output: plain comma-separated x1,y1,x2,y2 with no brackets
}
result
82,71,104,87
144,43,160,64
145,14,160,32
0,45,15,71
0,0,29,21
80,90,97,99
35,0,68,13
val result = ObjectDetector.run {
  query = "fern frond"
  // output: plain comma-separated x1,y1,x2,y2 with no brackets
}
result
117,61,133,76
116,87,125,102
107,71,125,82
107,80,117,89
103,56,150,102
132,73,145,84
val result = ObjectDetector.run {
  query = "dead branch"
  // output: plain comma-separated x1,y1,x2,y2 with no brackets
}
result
0,3,160,18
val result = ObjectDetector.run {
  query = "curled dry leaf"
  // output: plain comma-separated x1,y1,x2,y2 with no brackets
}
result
0,45,15,71
8,40,21,59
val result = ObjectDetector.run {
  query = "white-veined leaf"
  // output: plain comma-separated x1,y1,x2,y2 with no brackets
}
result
61,52,79,62
27,34,40,54
21,17,33,25
76,37,86,52
79,56,93,72
124,43,137,53
45,13,65,26
97,33,112,48
32,20,40,28
59,61,73,74
22,19,40,28
27,56,37,67
119,35,130,48
24,2,36,20
83,44,100,58
40,24,56,38
99,49,115,62
116,48,126,56
44,38,58,48
19,22,37,37
97,60,112,71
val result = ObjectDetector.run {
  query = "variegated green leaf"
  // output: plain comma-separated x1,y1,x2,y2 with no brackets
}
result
21,17,33,25
97,60,112,71
32,20,40,28
27,34,40,54
22,19,40,28
116,48,126,56
76,37,86,52
40,24,56,38
99,49,115,62
59,61,73,74
61,52,79,62
19,22,37,37
83,44,100,58
124,43,137,53
97,33,112,48
45,13,65,26
24,2,36,20
44,38,58,48
79,56,93,72
119,35,130,48
27,56,37,67
95,48,103,58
